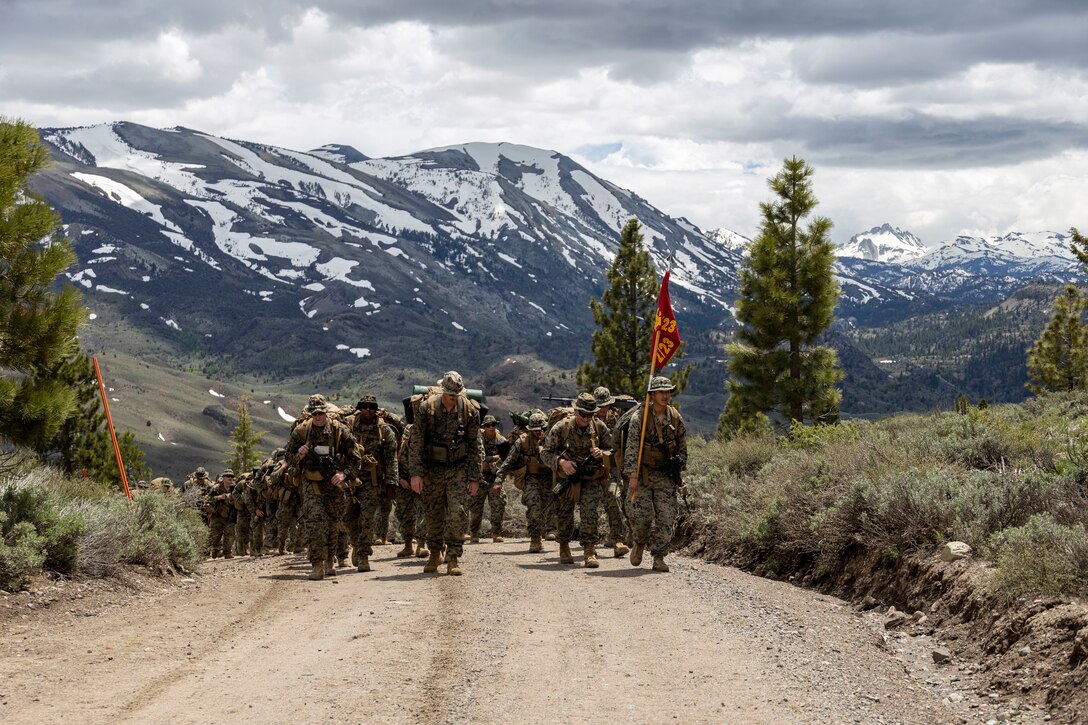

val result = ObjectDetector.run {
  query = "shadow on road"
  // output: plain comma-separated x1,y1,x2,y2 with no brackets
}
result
258,573,313,581
372,571,441,581
586,568,656,578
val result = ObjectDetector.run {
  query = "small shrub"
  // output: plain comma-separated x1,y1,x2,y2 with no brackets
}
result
986,514,1088,601
0,516,47,591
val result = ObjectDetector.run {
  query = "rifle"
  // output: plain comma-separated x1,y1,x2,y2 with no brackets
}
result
551,453,603,498
541,395,638,412
655,442,685,488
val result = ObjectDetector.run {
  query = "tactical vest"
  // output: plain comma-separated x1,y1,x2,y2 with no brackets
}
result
423,394,475,465
641,405,682,469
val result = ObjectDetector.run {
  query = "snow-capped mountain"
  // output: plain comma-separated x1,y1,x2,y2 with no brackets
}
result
34,122,757,380
836,223,928,264
705,227,751,253
910,231,1078,277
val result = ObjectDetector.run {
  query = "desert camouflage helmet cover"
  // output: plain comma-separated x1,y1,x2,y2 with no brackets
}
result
482,414,499,425
439,370,465,394
194,466,208,477
573,392,598,413
527,411,548,430
356,394,378,407
648,375,676,392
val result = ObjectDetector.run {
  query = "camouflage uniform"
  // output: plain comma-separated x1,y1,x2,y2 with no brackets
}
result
394,424,426,556
286,404,362,579
346,403,399,569
273,465,304,553
624,378,687,571
494,414,551,551
593,388,629,554
232,472,253,555
469,416,509,541
541,394,610,565
409,372,483,571
202,472,236,558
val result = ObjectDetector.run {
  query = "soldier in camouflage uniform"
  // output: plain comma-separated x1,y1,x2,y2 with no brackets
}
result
495,410,551,552
232,470,253,556
394,423,428,558
468,415,510,543
592,387,630,557
271,453,303,554
184,466,211,494
541,392,611,568
346,395,399,572
624,375,687,573
285,399,362,580
408,371,483,576
202,470,236,559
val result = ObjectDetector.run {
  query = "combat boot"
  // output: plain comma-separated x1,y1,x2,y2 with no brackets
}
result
326,556,337,576
545,530,557,541
529,536,543,553
559,543,574,564
630,543,645,567
356,556,370,572
447,555,462,576
209,549,220,559
584,544,599,569
493,534,504,543
415,540,429,558
652,555,670,572
423,549,443,573
470,534,480,544
337,556,349,568
308,563,324,580
396,541,414,558
613,539,630,557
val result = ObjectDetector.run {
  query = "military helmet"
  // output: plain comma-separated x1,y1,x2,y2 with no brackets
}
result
527,411,548,430
648,375,676,392
593,386,615,407
573,392,598,414
439,370,465,394
195,466,208,478
356,394,378,410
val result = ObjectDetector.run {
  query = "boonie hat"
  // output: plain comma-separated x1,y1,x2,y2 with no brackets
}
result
527,412,547,430
573,392,598,414
593,386,615,407
439,370,465,394
648,376,676,392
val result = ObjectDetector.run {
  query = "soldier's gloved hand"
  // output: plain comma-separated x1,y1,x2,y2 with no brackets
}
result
331,471,346,487
468,480,479,497
410,475,423,494
298,444,310,458
559,459,577,477
590,447,603,460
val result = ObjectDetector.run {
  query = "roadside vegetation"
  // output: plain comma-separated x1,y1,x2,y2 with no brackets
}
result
0,457,206,592
683,392,1088,601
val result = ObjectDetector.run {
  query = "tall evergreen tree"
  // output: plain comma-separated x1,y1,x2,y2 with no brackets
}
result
1068,227,1088,273
1026,284,1088,394
577,218,691,396
719,156,842,438
0,118,84,447
226,395,264,473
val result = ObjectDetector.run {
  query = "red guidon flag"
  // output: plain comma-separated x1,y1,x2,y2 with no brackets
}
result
652,270,681,370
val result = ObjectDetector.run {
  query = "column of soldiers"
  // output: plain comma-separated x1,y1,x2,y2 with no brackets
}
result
190,371,686,577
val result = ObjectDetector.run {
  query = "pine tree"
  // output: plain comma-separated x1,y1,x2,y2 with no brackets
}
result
576,218,691,396
1026,284,1088,394
1068,227,1088,272
718,156,843,438
226,395,264,473
0,118,84,447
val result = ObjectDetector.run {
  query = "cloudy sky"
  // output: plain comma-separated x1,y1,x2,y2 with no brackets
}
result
2,0,1086,245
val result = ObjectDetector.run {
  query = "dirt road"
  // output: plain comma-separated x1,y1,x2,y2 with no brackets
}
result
0,541,1046,723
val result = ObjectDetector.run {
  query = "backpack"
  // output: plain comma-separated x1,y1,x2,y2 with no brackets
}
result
404,385,487,425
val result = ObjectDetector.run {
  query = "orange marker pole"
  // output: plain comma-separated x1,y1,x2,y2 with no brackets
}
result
92,356,132,499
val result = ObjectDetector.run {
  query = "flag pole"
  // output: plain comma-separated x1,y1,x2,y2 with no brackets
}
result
630,329,661,502
93,356,132,499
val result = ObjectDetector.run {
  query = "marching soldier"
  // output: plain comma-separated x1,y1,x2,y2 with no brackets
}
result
394,423,428,558
408,371,483,576
346,395,399,572
494,410,551,553
624,376,687,573
592,386,629,557
540,392,611,568
285,399,362,581
202,470,236,559
469,414,510,543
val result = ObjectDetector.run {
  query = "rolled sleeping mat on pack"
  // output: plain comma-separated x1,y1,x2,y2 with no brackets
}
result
403,385,488,424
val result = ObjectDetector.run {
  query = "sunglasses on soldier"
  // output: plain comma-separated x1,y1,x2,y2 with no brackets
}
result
481,422,497,428
358,403,378,411
574,409,592,419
